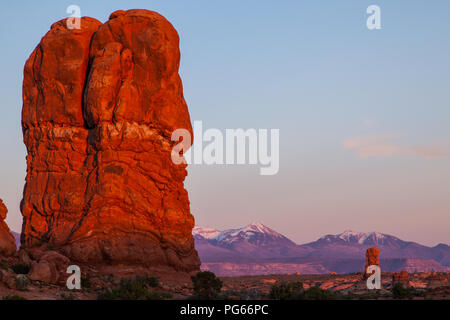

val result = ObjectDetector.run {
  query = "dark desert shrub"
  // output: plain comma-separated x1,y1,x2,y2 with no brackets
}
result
392,283,412,299
3,295,27,300
302,286,339,300
81,275,91,289
0,260,9,270
11,263,30,274
135,275,160,288
191,271,223,299
97,276,171,300
269,281,304,300
60,292,77,300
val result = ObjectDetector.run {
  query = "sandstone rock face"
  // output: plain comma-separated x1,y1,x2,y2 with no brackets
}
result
18,249,32,266
363,247,380,279
0,269,17,289
28,260,56,284
28,251,70,284
0,199,16,256
21,10,199,272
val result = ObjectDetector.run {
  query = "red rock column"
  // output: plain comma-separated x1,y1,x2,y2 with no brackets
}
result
21,10,200,272
21,17,101,247
363,247,380,279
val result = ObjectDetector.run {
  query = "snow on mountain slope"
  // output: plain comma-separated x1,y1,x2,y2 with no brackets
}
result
315,230,404,247
194,222,308,259
193,226,221,240
194,222,288,243
213,222,294,246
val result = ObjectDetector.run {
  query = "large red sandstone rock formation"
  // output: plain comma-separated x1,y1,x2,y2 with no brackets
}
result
21,9,199,272
363,247,380,279
0,200,16,256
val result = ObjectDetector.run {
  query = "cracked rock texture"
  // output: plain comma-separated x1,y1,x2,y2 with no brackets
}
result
363,247,380,279
21,9,199,272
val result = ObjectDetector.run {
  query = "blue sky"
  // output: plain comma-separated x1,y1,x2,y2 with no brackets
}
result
1,0,449,245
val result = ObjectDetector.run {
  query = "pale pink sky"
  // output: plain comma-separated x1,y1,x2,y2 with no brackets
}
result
1,0,450,248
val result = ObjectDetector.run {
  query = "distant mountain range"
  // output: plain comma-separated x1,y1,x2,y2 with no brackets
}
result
194,222,450,276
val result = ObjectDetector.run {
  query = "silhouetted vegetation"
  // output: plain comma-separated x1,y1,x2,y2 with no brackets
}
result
269,282,340,300
60,292,77,300
269,282,303,300
0,260,9,270
3,295,27,300
137,275,160,288
301,286,339,300
11,263,30,274
392,283,413,299
97,276,171,300
344,291,385,300
221,288,266,300
190,271,223,299
81,275,92,289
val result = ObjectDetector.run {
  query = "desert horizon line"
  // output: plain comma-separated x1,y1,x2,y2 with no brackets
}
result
6,220,449,248
195,222,450,247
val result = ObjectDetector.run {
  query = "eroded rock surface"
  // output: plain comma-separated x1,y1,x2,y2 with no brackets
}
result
28,251,70,284
363,247,380,279
0,199,16,256
21,10,199,272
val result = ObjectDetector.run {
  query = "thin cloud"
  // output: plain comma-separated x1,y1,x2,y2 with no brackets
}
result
361,118,379,129
341,135,394,150
412,143,450,159
342,135,450,159
357,144,406,157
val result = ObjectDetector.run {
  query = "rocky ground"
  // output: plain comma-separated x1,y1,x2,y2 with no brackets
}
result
0,248,196,300
221,272,450,299
1,249,449,300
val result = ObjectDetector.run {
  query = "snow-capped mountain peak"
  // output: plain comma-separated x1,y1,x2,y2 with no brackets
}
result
213,222,274,243
337,230,367,243
237,222,283,237
193,222,296,247
318,230,397,246
192,226,221,240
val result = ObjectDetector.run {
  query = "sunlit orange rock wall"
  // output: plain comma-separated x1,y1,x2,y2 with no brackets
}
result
21,10,199,272
363,247,380,279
